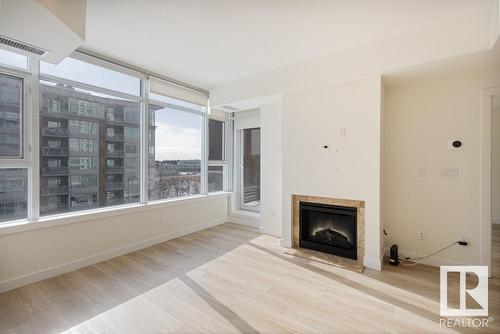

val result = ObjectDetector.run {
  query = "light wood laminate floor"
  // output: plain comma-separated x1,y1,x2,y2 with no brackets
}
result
0,223,499,333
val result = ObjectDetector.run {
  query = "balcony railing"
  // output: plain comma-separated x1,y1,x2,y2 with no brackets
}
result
42,147,69,156
244,185,260,204
40,203,70,214
70,186,98,194
42,166,69,175
104,182,124,191
42,109,68,117
42,127,69,137
106,134,124,141
106,150,124,157
0,125,20,134
41,185,69,196
105,166,124,173
105,198,124,206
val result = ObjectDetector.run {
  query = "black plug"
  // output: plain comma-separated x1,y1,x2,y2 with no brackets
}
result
458,241,468,246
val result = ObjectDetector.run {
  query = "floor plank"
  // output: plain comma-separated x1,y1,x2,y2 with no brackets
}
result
0,222,498,333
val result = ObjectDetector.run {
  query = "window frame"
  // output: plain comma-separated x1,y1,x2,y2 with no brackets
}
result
37,76,145,217
0,61,33,222
0,49,220,229
237,127,261,212
207,112,231,193
146,90,207,202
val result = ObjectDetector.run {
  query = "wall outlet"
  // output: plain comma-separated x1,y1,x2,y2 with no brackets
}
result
418,168,426,177
418,232,425,240
460,236,470,246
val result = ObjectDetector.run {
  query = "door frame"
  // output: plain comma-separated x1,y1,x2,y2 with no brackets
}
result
480,86,500,277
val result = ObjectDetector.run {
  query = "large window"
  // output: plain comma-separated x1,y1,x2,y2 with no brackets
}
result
148,98,203,201
0,49,215,226
39,68,141,215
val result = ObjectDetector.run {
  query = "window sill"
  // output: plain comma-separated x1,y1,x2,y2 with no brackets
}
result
0,192,230,236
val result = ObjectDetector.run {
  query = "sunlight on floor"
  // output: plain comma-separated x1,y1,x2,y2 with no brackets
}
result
62,234,458,333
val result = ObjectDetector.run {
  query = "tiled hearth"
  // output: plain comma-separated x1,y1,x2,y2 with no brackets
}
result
287,194,365,272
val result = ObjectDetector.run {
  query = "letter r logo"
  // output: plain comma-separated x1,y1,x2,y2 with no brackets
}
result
440,266,488,316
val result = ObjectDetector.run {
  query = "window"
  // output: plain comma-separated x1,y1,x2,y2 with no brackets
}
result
0,73,23,158
0,49,214,225
240,128,261,210
209,119,224,161
39,68,141,216
0,169,28,222
208,166,224,193
0,49,28,70
208,118,227,193
41,57,141,96
148,98,203,201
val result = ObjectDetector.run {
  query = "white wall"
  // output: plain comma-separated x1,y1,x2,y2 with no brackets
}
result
492,101,500,224
0,195,229,292
210,8,494,107
281,77,383,270
383,66,500,265
260,102,282,237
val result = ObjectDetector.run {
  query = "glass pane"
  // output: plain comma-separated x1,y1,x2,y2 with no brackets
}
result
39,81,141,216
0,49,28,69
0,73,22,157
242,128,260,209
0,169,28,223
208,165,224,193
148,103,202,200
149,92,206,113
209,119,224,161
41,57,141,96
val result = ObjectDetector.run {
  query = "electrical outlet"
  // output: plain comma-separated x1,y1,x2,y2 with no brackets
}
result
418,232,425,240
460,236,470,246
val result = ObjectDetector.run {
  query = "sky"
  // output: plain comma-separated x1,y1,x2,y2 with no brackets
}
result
153,107,202,161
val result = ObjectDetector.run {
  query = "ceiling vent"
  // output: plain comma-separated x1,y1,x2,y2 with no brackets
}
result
0,0,87,64
0,35,48,56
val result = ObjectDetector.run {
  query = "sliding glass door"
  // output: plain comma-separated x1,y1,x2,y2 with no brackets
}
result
240,128,260,211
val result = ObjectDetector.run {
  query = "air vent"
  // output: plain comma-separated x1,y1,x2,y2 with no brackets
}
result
0,35,48,56
221,105,239,111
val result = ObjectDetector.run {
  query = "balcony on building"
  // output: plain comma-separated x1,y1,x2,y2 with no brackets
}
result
41,185,70,196
42,146,69,156
41,127,69,137
42,166,69,175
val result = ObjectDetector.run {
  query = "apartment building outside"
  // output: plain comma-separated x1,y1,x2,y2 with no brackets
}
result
39,83,142,215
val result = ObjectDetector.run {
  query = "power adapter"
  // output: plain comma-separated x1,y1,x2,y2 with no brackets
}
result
458,240,468,246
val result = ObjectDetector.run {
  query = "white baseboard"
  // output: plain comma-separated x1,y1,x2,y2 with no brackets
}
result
280,239,292,248
493,219,500,224
228,214,260,229
0,218,227,293
364,257,382,271
383,248,469,267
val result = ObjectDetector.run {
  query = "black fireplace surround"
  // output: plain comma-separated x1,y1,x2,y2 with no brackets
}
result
299,202,357,260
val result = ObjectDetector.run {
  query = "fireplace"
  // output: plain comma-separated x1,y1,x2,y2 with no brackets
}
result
299,202,357,260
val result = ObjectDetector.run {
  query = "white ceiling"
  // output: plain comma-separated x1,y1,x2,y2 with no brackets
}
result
83,0,497,90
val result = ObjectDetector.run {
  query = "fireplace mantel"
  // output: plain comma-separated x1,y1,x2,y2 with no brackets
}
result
288,194,365,272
